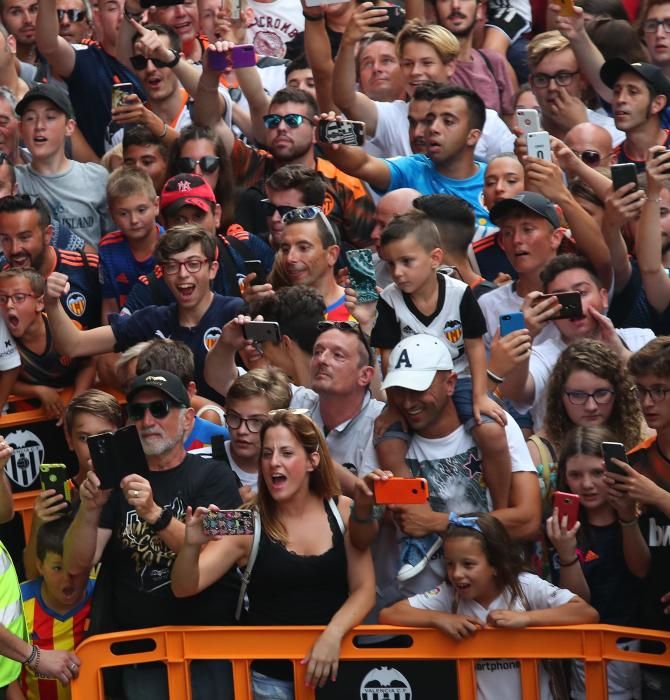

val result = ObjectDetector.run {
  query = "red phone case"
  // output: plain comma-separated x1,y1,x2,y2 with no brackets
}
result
374,477,428,505
553,491,580,530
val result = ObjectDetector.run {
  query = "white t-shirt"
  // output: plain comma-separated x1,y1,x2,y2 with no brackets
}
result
587,108,625,147
368,100,515,164
224,440,258,492
245,0,304,58
408,572,575,700
402,417,536,593
514,326,655,429
0,318,20,371
478,282,560,351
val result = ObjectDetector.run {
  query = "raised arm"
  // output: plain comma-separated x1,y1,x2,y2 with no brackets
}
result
636,148,670,313
331,3,388,134
35,0,76,77
302,6,336,113
44,273,115,358
203,315,254,398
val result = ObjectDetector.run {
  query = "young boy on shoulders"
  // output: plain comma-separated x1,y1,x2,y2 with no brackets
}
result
368,211,512,580
0,268,96,422
16,518,94,700
99,167,162,319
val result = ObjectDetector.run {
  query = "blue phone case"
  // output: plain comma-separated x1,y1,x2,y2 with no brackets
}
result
499,312,525,336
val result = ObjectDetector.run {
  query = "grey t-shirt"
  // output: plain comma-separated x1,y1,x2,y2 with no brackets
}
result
16,161,113,248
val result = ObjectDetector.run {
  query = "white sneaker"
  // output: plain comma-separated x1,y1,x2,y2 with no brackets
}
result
396,536,444,582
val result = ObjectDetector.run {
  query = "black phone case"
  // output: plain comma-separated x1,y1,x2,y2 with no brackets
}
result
88,426,148,490
611,164,638,191
244,260,266,286
602,443,628,476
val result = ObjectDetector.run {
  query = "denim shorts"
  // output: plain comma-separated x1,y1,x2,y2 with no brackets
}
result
252,669,294,700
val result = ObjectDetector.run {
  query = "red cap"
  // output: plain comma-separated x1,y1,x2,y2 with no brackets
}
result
160,173,216,217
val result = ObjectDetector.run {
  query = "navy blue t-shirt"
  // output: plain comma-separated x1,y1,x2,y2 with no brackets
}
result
66,42,145,156
109,293,243,402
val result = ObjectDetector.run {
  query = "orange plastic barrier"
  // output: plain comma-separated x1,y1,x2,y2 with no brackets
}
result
71,624,670,700
12,489,39,543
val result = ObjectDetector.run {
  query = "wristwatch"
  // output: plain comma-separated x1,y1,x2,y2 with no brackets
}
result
164,48,180,69
148,506,172,533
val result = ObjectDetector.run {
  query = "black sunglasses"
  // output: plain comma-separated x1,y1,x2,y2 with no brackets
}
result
316,320,374,365
260,199,297,218
174,156,220,174
57,8,87,21
127,399,180,421
130,54,175,71
575,149,602,167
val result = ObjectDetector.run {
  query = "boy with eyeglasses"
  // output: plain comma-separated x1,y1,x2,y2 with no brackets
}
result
495,254,654,431
0,268,95,422
44,226,243,405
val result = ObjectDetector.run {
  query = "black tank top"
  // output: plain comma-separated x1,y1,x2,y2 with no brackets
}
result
246,498,349,681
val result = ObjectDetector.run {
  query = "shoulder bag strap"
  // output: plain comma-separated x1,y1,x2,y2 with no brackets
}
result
235,508,262,621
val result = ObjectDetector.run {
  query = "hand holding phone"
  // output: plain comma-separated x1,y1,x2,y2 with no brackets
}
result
601,441,628,476
244,260,266,286
87,425,148,490
533,291,583,320
499,312,525,337
553,491,580,530
374,477,428,505
243,321,281,345
202,509,255,536
317,119,366,146
527,131,552,162
515,109,540,137
346,249,379,303
39,464,72,503
611,163,638,192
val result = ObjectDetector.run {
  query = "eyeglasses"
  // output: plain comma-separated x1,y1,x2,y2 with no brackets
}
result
128,399,181,421
226,412,265,432
160,257,208,275
573,149,603,167
129,54,175,71
262,113,306,129
281,206,338,245
563,389,615,405
57,8,87,22
316,320,375,366
643,18,670,33
261,199,297,218
633,385,670,402
0,293,36,305
174,156,220,174
530,70,580,88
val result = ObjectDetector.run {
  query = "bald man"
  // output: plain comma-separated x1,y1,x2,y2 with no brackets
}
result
371,187,421,287
564,123,614,173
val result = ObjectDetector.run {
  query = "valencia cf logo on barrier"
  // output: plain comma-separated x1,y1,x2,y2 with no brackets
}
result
203,327,221,351
4,429,44,488
66,291,86,317
444,320,462,345
360,666,412,699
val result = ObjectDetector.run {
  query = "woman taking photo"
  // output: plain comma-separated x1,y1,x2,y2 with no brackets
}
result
171,411,375,698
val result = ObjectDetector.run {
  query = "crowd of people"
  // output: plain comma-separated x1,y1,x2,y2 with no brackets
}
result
0,0,664,697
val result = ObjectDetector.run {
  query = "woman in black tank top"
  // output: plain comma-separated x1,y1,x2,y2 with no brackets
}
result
172,411,375,698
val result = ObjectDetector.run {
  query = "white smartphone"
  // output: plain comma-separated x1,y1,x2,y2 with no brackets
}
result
515,109,541,137
527,130,552,162
305,0,344,6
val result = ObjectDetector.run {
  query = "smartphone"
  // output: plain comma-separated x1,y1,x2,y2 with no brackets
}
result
553,491,580,530
374,477,429,505
499,312,525,337
346,249,379,303
515,109,541,137
527,130,552,162
206,45,255,71
534,291,583,320
317,119,366,147
202,509,255,536
384,5,406,33
558,0,575,16
601,441,629,476
611,163,639,192
231,0,241,19
111,83,135,109
243,321,281,345
244,259,266,286
305,0,345,7
87,425,149,490
39,463,72,503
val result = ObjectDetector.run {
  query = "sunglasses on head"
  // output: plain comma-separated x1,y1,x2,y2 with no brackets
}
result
281,206,338,245
174,156,220,174
127,399,180,421
260,199,297,218
57,8,87,21
130,54,174,71
262,113,306,129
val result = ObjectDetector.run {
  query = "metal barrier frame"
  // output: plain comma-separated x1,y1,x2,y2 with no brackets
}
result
71,624,670,700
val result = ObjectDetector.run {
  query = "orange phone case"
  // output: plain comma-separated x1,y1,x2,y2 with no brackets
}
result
559,0,575,16
374,477,428,505
553,491,580,530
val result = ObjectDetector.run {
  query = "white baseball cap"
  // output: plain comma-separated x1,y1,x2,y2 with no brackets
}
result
382,334,454,392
